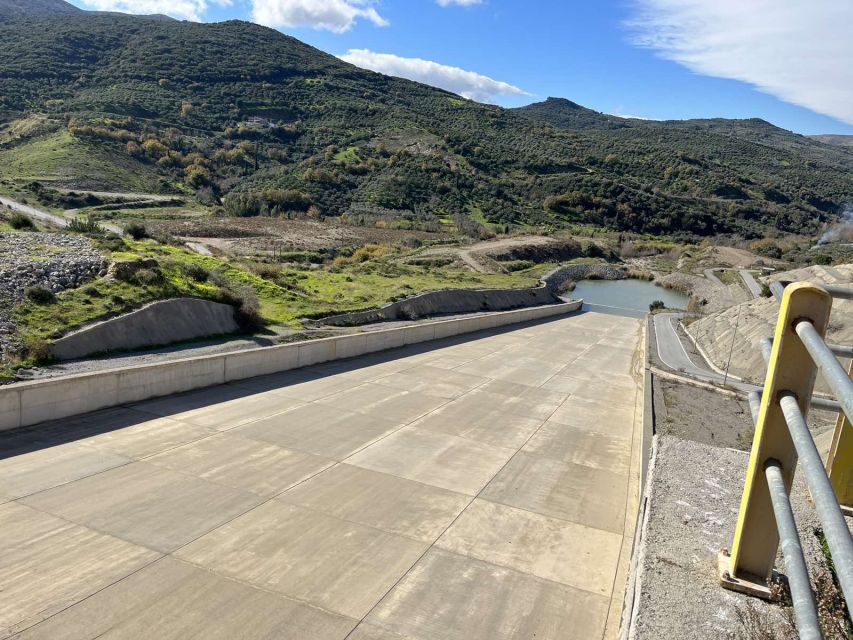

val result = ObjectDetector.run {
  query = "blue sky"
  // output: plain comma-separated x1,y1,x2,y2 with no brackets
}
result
71,0,853,135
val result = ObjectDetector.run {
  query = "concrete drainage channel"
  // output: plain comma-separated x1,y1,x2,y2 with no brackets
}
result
0,301,581,432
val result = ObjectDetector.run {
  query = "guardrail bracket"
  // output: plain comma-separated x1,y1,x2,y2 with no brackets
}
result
718,550,783,601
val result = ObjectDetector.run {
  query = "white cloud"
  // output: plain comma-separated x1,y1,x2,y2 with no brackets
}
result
436,0,482,6
79,0,230,21
627,0,853,125
250,0,388,32
339,49,527,103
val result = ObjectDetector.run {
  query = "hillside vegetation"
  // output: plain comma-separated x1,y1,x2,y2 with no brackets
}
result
0,12,850,239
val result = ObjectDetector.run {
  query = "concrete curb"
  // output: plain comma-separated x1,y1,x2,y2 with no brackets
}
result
0,300,582,432
619,315,656,639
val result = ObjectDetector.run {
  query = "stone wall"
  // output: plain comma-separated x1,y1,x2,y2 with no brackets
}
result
541,263,626,293
50,298,240,360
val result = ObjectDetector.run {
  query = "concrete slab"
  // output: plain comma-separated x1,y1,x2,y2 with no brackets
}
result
0,502,159,637
456,353,568,387
482,450,628,533
372,366,489,399
548,395,637,439
347,426,515,495
523,419,634,475
13,557,357,640
1,310,644,639
232,368,369,401
21,462,263,553
409,401,544,449
437,499,623,597
133,387,305,430
145,432,335,497
316,383,448,424
175,501,428,619
361,547,610,640
75,412,216,460
234,402,402,459
278,464,470,542
0,441,130,500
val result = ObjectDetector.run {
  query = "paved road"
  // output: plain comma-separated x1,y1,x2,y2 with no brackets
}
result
0,195,72,229
703,268,725,287
739,269,763,298
0,311,644,640
653,312,757,393
1,195,123,235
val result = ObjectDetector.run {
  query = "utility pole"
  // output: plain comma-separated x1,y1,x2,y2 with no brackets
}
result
723,303,743,386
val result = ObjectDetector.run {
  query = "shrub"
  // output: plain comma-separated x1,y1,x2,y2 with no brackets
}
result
94,234,126,252
23,339,53,363
649,300,666,312
216,286,264,331
24,286,56,304
67,216,103,234
813,254,833,265
134,268,164,285
9,212,35,230
82,286,103,297
124,222,148,240
180,262,210,282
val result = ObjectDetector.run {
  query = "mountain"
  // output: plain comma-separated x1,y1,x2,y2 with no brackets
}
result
0,0,81,17
513,97,635,131
811,135,853,148
0,13,850,239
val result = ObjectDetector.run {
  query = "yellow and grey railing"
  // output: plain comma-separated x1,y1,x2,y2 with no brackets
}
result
720,281,853,640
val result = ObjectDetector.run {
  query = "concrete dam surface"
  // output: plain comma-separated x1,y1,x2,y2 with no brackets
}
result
0,310,643,640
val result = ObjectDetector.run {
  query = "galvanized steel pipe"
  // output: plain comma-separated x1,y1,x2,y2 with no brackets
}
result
764,459,823,640
779,392,853,614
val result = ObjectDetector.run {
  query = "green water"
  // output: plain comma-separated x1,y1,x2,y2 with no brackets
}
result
570,279,687,312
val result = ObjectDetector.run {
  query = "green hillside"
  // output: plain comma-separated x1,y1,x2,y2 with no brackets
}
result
0,0,80,17
0,12,850,238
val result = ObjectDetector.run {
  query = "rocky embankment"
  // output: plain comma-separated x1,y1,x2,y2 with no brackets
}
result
0,232,106,360
687,264,853,391
541,262,626,293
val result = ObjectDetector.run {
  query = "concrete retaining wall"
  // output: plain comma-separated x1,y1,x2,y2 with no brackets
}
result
50,298,240,361
0,300,582,432
320,286,557,326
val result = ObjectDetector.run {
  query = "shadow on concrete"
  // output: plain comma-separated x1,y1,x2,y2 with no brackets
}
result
0,311,588,460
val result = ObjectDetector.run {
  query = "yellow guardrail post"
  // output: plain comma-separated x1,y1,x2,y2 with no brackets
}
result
826,360,853,516
720,283,832,597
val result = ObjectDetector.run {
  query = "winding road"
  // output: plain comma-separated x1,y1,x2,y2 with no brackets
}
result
0,195,123,235
652,312,757,393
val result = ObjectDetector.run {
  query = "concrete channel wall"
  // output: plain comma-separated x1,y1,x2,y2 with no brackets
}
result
50,298,240,361
0,300,582,432
320,286,557,326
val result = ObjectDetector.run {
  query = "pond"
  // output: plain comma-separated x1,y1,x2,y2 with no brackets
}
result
569,278,688,314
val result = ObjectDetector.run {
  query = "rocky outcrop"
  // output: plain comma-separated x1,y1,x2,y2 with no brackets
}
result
50,298,241,360
0,232,106,360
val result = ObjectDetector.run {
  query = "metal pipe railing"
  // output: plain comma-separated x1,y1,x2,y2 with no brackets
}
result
757,336,843,414
796,320,853,423
764,459,823,640
779,392,853,611
772,280,853,301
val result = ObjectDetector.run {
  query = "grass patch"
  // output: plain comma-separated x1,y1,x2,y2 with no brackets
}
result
0,130,161,192
9,239,542,369
333,146,361,164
